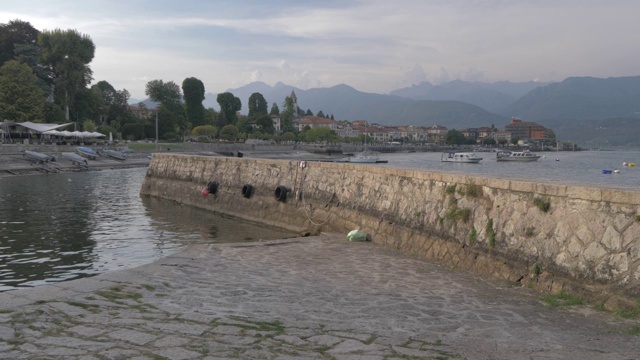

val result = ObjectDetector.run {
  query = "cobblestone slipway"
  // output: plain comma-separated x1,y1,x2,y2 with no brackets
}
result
0,234,638,359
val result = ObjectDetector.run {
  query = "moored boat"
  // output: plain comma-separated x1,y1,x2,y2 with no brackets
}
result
496,150,541,162
441,152,483,163
348,150,380,163
75,146,99,160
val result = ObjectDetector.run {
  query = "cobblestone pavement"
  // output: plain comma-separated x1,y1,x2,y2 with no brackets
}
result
0,233,638,359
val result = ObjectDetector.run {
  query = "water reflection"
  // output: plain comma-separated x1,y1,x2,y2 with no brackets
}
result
0,168,297,291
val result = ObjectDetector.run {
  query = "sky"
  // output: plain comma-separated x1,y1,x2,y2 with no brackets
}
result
2,0,639,101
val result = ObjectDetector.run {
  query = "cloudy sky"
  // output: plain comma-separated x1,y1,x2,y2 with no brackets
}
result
2,0,639,100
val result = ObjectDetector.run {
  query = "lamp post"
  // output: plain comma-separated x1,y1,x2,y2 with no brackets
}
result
155,109,158,150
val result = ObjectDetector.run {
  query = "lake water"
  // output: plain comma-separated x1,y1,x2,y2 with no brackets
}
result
377,150,640,190
2,150,639,291
0,167,297,291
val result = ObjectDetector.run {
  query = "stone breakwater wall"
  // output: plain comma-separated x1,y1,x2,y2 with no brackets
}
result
141,154,640,310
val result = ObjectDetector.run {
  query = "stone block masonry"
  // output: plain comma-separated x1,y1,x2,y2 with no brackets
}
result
141,153,640,311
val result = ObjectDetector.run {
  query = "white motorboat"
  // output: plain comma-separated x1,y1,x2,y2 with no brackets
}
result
441,152,483,163
348,150,380,163
496,150,541,162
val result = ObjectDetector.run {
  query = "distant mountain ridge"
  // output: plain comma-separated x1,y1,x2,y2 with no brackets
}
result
131,75,640,146
389,80,549,112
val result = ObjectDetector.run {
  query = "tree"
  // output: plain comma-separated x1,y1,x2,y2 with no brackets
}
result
39,29,95,121
247,92,268,118
182,77,206,127
444,129,466,145
317,110,325,118
511,136,520,145
280,96,296,133
146,79,182,105
281,132,296,141
216,92,241,127
146,79,186,139
0,19,39,65
219,124,239,141
0,60,44,122
192,125,218,138
301,127,338,142
255,114,275,134
269,102,280,115
305,109,313,116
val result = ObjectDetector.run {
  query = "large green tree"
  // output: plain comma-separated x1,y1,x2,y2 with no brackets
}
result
255,114,275,134
247,92,268,118
216,92,241,127
280,96,296,133
269,102,280,115
0,60,44,121
182,77,206,127
0,19,39,65
39,29,95,122
145,79,186,139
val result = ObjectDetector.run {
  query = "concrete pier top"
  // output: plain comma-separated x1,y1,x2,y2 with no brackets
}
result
0,233,637,359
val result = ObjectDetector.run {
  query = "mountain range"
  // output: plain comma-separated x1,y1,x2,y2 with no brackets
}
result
134,75,640,147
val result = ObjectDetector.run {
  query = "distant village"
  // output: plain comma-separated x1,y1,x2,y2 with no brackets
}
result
274,91,554,147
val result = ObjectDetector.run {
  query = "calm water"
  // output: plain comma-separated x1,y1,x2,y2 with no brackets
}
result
0,167,297,291
377,150,640,189
2,150,639,290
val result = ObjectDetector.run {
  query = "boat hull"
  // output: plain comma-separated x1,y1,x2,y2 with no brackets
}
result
496,151,541,162
24,150,55,163
441,152,483,163
104,150,127,160
75,147,99,160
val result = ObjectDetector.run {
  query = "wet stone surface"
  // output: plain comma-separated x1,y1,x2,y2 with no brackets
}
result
0,233,638,359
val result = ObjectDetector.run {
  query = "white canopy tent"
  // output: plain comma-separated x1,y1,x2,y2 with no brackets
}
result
42,130,106,138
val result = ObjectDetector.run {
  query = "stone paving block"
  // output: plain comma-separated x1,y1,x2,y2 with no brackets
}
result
147,322,209,336
274,334,308,346
153,347,202,360
53,278,119,294
35,336,111,351
107,329,157,346
152,335,191,347
328,339,388,355
98,348,141,359
0,325,14,341
68,325,107,337
306,334,344,347
0,293,36,310
40,346,88,356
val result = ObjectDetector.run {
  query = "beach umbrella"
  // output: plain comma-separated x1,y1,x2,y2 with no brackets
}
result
92,132,106,138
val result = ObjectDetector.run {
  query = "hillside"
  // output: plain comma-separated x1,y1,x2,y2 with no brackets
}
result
205,82,507,129
390,80,548,112
501,76,640,120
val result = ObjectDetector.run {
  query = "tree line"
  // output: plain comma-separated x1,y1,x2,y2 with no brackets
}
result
0,19,340,142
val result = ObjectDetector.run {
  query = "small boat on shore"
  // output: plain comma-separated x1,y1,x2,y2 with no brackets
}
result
496,150,541,162
24,150,56,163
441,152,483,163
61,152,88,166
103,149,127,160
75,146,99,160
